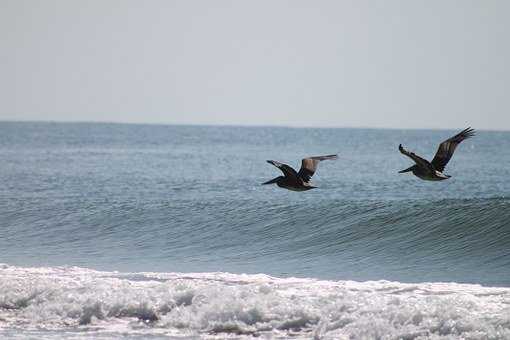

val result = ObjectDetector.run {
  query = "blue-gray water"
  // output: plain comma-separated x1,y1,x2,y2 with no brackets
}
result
1,121,510,285
2,122,510,339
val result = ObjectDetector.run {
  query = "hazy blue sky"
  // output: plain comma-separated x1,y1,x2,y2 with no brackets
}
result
1,1,509,130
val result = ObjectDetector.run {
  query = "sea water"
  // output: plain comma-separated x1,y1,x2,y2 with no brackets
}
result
1,122,509,339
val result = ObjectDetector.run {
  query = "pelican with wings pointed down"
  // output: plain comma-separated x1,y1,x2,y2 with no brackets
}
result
398,127,475,181
262,154,338,191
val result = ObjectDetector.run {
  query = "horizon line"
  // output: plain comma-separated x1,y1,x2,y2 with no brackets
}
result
0,118,507,132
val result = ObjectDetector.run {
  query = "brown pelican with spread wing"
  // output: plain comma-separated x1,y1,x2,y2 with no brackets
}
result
262,154,337,191
398,127,475,181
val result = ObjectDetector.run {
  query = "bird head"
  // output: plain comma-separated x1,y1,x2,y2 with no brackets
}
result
398,166,414,174
262,176,283,185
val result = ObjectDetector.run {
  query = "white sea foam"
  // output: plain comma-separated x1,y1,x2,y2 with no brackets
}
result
0,264,509,339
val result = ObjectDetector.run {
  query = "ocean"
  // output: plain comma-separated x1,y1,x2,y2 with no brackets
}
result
1,121,509,339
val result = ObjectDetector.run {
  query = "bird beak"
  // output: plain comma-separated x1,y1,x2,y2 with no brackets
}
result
262,177,279,185
398,166,413,173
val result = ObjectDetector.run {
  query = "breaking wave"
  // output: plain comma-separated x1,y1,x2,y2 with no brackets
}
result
1,264,509,339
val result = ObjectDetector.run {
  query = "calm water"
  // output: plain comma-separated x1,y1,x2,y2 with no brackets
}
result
1,122,509,339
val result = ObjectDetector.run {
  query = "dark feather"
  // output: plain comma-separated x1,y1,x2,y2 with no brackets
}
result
398,144,432,169
266,160,299,180
297,154,337,182
431,128,475,172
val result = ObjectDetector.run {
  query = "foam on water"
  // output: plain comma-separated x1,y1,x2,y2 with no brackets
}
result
1,264,509,339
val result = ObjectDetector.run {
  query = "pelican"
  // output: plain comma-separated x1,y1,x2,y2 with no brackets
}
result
262,154,337,191
398,127,475,181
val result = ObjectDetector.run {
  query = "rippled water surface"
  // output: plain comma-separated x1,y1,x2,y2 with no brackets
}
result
1,122,509,339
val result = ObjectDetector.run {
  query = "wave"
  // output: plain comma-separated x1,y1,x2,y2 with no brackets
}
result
183,196,510,285
280,197,510,261
2,197,510,287
0,264,509,339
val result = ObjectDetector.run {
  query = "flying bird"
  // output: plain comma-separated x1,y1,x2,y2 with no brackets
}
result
262,154,337,191
398,127,475,181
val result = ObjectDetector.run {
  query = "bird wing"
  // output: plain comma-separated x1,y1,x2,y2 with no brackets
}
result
297,154,338,182
398,144,432,169
431,127,475,172
266,160,299,180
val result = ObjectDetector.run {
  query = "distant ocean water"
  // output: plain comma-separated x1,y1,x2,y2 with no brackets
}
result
1,121,509,339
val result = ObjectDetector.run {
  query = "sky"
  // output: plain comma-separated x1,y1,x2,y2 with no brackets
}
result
1,0,509,130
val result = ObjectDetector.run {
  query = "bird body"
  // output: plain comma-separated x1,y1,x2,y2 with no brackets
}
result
268,175,317,191
398,128,475,181
399,164,451,181
263,155,337,191
276,177,316,191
